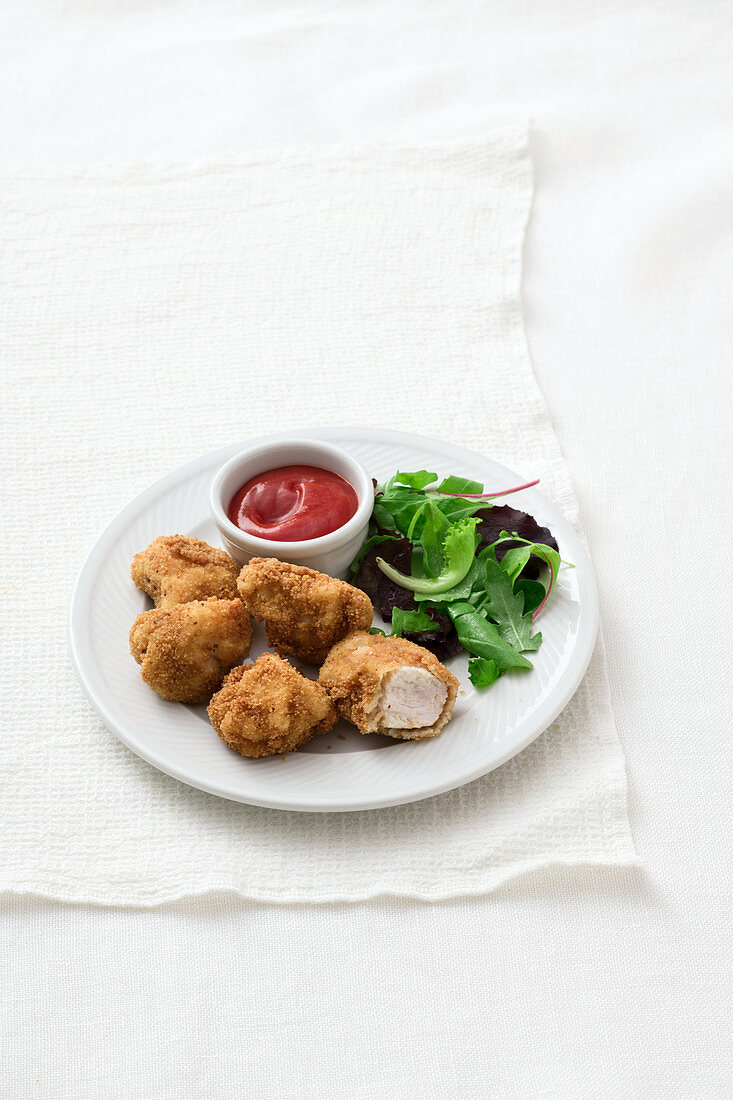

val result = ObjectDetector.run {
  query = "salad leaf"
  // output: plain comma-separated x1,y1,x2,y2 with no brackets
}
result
494,536,561,618
351,535,412,602
499,540,560,583
402,609,464,660
351,467,568,688
349,532,399,577
467,657,502,688
514,578,546,615
373,488,429,535
475,506,559,580
480,555,542,652
376,517,479,595
435,474,484,495
405,501,427,541
449,604,533,670
390,607,436,637
352,537,463,659
414,557,482,604
375,488,486,537
417,500,451,577
390,470,438,490
430,496,490,525
497,544,533,582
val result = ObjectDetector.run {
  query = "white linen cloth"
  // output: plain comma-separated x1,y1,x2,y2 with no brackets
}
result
1,2,731,1097
1,129,635,904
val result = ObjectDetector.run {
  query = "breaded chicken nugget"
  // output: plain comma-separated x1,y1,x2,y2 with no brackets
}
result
129,598,252,703
208,654,337,758
319,631,458,740
131,535,240,608
236,557,373,665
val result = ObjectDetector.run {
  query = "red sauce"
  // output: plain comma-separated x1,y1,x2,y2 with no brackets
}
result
228,464,359,542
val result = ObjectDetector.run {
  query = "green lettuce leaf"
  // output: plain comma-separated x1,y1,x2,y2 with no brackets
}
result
414,557,482,604
376,517,480,595
417,500,451,577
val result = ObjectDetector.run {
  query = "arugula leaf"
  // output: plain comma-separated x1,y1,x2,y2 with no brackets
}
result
514,578,546,615
495,544,531,582
376,517,480,595
390,607,437,637
449,605,533,670
391,470,438,490
434,475,484,495
467,657,502,687
447,600,476,617
495,536,561,585
493,535,561,618
480,555,542,652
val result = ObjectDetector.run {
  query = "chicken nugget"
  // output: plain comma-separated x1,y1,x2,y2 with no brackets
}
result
129,598,252,703
131,535,240,607
319,631,458,740
236,557,373,665
208,654,337,758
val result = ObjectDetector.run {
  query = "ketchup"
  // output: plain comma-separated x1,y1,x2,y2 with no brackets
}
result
228,464,358,542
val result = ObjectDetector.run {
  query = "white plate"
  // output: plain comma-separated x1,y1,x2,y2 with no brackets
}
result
68,428,598,812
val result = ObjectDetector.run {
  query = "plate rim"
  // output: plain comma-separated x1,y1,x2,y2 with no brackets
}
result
68,427,599,812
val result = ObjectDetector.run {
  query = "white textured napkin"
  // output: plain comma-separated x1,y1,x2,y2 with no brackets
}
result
0,127,636,904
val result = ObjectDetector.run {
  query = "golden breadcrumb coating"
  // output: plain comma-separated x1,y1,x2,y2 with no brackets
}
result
208,653,337,758
319,631,459,740
236,557,373,665
129,598,252,703
131,535,240,608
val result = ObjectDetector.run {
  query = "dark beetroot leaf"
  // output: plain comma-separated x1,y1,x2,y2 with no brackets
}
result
352,538,396,601
376,539,418,615
475,506,559,580
403,610,464,660
354,537,462,659
354,537,414,615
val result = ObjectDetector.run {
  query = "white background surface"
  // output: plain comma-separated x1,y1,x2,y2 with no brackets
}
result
1,1,731,1096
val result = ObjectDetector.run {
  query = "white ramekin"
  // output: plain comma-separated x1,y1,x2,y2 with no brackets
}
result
210,439,374,577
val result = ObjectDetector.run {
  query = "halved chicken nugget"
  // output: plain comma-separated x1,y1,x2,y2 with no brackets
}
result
319,631,458,740
208,653,337,758
129,598,252,703
131,535,240,607
236,557,373,665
